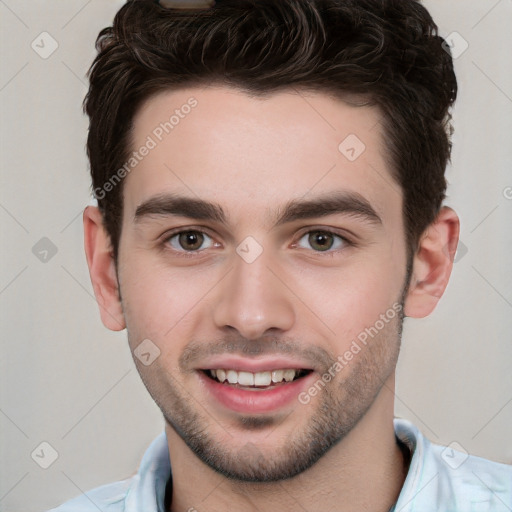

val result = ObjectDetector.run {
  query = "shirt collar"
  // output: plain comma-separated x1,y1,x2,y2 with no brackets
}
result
124,432,171,512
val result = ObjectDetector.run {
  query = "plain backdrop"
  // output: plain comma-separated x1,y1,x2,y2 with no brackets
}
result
1,1,511,510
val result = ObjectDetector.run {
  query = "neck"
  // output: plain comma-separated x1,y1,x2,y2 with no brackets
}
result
167,376,406,512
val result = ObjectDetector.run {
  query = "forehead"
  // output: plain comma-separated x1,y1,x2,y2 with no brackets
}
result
123,86,401,230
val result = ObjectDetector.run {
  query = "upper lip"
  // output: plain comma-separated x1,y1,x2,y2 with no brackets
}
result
198,355,315,373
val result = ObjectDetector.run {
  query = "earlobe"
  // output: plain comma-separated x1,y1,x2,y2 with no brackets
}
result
404,207,460,318
83,206,126,331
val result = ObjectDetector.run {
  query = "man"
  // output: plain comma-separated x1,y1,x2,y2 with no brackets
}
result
50,0,511,510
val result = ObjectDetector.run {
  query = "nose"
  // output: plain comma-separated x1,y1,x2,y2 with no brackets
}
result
211,249,296,340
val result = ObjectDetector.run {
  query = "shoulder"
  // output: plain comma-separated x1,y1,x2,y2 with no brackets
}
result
394,418,512,511
429,440,512,508
46,477,135,512
47,431,170,512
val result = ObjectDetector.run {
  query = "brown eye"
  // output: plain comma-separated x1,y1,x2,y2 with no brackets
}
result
168,231,211,251
308,231,334,251
296,230,346,252
179,231,203,250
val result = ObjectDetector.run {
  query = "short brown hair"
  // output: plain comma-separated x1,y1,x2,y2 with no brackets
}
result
84,0,457,261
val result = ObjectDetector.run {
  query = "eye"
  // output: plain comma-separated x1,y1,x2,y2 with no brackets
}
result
296,230,347,252
167,230,214,252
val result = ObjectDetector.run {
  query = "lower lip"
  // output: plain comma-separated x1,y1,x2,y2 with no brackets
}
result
199,371,316,414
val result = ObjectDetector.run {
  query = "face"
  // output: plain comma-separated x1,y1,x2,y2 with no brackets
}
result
116,86,409,481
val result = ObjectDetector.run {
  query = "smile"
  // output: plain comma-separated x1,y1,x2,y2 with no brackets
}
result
205,368,311,388
199,366,316,414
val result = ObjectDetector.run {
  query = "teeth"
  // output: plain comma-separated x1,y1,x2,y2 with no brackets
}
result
238,371,254,386
254,371,272,386
271,370,284,383
209,369,304,386
283,369,295,382
226,370,238,384
272,370,284,382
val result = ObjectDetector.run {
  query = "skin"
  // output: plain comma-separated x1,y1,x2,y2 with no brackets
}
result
84,86,459,511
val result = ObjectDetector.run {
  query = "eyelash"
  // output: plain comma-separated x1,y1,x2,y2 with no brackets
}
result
160,227,354,258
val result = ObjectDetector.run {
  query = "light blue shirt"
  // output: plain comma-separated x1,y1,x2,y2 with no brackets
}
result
49,419,511,511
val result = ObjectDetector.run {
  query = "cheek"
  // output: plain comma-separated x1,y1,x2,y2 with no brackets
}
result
118,256,212,346
292,256,404,345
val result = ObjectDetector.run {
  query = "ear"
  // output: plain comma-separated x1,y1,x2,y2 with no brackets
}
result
404,206,460,318
83,206,125,331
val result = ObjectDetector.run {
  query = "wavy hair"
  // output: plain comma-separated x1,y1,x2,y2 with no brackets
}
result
84,0,457,261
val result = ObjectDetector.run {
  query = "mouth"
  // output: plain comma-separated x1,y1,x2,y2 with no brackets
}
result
202,368,313,389
198,366,317,414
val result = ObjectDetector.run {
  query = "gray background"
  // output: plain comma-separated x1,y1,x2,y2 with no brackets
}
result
1,1,511,510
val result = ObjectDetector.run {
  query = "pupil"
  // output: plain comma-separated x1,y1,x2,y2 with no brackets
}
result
180,231,203,251
309,231,333,251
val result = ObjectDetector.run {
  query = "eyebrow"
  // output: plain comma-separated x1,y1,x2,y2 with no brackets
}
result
274,192,382,227
133,191,382,227
134,193,227,224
